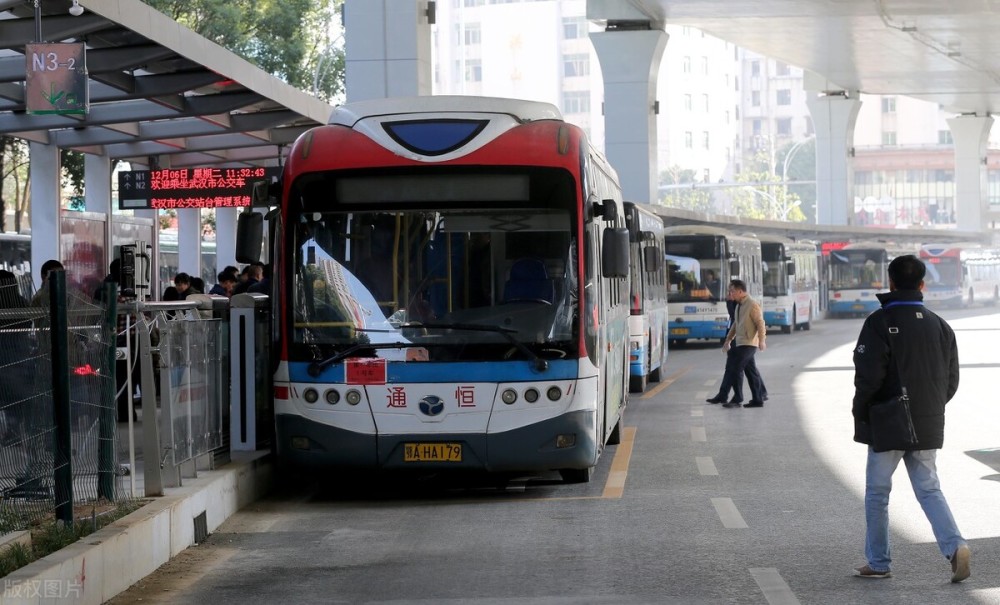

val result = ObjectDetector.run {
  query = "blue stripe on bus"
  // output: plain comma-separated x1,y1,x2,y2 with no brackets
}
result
288,358,580,383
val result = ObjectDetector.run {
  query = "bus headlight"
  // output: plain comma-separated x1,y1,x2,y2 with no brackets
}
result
345,389,362,405
524,388,539,403
325,389,340,405
303,388,319,404
501,389,517,404
547,386,562,401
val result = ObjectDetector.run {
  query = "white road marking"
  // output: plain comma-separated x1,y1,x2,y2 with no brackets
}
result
711,497,748,528
691,408,704,417
696,456,718,476
691,426,706,442
749,568,801,605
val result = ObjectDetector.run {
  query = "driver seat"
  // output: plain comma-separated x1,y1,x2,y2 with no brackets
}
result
503,258,555,304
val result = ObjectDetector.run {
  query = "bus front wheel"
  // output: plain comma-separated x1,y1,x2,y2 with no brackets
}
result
560,467,593,483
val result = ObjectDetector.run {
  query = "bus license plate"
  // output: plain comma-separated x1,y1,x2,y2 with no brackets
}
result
670,327,690,335
852,304,865,310
404,443,462,462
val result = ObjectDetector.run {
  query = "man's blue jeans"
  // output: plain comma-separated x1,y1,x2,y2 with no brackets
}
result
864,447,966,571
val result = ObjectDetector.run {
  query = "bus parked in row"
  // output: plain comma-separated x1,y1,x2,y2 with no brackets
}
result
759,236,819,333
919,243,1000,307
623,201,668,393
827,242,914,317
663,225,762,344
239,96,631,483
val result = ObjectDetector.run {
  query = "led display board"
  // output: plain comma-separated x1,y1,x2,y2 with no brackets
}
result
118,167,280,210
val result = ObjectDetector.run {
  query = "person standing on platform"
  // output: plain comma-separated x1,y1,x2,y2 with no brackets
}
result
707,286,769,405
30,259,64,307
705,279,766,408
208,271,238,297
852,254,969,582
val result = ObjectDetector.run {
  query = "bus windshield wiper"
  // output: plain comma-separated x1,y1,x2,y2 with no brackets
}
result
417,322,549,372
307,341,424,377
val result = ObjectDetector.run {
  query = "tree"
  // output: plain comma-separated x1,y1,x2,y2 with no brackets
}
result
776,139,817,223
1,136,30,233
143,0,345,102
659,166,715,213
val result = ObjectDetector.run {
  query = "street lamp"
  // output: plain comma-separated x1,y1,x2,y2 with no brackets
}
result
781,135,815,211
742,186,801,221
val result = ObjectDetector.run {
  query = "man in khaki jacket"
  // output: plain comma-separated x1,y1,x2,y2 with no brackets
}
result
718,279,767,408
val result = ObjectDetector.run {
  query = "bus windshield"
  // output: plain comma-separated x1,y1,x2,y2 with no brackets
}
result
829,250,885,289
289,191,579,361
761,244,788,297
664,236,724,302
922,257,962,287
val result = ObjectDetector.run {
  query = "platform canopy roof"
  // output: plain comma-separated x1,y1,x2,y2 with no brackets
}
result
0,0,333,168
589,0,1000,114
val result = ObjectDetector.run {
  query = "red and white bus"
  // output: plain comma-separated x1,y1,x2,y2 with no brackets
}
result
919,243,1000,307
239,96,631,483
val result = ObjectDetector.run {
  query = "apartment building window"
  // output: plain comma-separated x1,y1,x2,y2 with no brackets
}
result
685,131,693,149
464,0,484,6
464,23,481,45
735,105,740,120
881,97,896,113
702,131,710,149
725,110,730,124
683,56,691,73
776,89,791,105
752,119,762,135
938,130,954,144
702,94,709,112
683,94,692,111
775,61,790,76
700,56,709,75
563,91,590,114
703,169,711,182
564,54,589,77
751,60,760,77
464,60,482,82
563,17,586,40
751,91,760,107
882,131,897,146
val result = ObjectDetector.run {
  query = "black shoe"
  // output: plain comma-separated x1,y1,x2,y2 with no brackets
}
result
722,401,742,408
728,398,743,404
743,400,764,408
706,397,726,404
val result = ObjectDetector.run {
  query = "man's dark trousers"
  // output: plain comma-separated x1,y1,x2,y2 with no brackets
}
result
722,345,764,402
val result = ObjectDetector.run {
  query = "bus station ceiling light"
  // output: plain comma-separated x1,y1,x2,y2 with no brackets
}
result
69,0,85,16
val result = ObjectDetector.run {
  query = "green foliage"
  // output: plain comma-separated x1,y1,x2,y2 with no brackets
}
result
658,166,715,212
60,150,85,197
143,0,344,102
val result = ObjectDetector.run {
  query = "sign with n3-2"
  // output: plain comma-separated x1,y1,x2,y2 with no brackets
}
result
25,43,88,115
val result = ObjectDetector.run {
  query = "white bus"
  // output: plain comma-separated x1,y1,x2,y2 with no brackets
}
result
759,236,819,333
663,225,762,344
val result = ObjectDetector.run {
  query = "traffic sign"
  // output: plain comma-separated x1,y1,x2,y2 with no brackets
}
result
25,43,88,115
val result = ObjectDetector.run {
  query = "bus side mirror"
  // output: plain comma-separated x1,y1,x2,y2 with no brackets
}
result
251,179,279,207
602,227,629,278
786,261,796,276
643,246,661,272
594,199,618,222
729,258,741,276
236,211,264,264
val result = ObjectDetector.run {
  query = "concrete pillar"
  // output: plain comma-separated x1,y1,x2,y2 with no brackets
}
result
591,27,667,204
215,207,238,274
344,0,433,102
947,114,993,232
805,90,861,225
177,208,202,281
84,154,111,214
29,141,60,290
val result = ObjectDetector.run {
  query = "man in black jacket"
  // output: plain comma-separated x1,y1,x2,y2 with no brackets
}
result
851,254,969,582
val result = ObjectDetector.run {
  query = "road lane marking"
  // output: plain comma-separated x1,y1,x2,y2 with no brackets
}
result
696,456,718,476
691,408,704,417
711,497,748,528
749,568,801,605
691,426,706,442
601,426,636,499
642,366,691,399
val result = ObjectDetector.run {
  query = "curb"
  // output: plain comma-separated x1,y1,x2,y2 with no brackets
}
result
1,451,272,605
